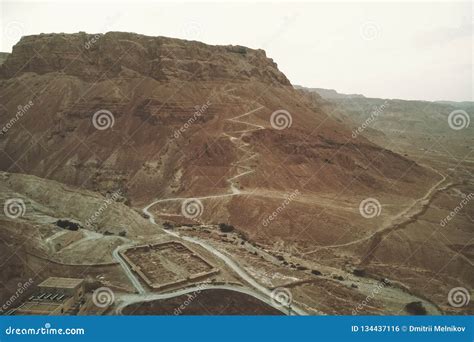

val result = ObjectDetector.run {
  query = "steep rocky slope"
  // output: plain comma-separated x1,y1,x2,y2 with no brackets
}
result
297,87,473,163
0,32,432,206
0,32,469,315
295,86,473,315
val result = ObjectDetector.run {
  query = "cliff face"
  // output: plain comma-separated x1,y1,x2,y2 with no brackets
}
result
0,32,469,317
0,52,9,65
0,32,291,85
0,32,433,240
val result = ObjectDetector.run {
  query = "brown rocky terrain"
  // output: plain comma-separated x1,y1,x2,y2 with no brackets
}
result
0,32,432,203
1,32,470,315
294,87,473,315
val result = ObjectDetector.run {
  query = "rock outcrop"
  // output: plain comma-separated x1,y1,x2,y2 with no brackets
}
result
0,32,432,228
1,32,291,85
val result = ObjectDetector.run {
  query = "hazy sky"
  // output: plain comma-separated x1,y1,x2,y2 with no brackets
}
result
1,0,472,101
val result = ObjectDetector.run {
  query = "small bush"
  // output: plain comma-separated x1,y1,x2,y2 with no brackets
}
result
56,219,81,231
163,222,174,230
353,269,366,277
218,223,234,232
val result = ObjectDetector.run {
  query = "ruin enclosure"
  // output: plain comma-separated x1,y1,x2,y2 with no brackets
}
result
120,242,219,290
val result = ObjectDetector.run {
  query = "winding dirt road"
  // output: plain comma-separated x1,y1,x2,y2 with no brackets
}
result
304,166,449,254
112,244,146,294
115,284,294,315
114,106,308,315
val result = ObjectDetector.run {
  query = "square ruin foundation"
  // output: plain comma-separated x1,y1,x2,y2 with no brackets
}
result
120,241,219,290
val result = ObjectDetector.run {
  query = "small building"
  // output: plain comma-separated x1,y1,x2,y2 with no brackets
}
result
10,277,84,315
37,277,84,301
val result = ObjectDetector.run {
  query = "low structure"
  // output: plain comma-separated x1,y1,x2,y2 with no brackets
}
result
10,277,84,315
120,241,219,290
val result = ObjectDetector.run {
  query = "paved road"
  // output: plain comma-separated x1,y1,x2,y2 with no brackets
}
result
112,244,146,295
115,283,295,315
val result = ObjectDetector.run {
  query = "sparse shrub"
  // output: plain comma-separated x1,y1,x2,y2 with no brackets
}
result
163,222,174,230
405,301,427,315
218,223,234,232
353,269,366,277
56,219,81,231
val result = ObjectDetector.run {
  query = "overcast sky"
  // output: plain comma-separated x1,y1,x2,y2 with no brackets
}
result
1,0,472,101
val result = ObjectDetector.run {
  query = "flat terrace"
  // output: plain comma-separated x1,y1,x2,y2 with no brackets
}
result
120,241,219,290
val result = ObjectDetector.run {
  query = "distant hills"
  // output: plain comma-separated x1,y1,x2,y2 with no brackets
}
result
297,86,473,161
293,85,365,99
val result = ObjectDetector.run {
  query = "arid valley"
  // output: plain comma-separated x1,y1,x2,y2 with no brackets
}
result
0,31,472,316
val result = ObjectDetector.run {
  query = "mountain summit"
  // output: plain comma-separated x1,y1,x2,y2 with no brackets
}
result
1,32,291,85
0,32,431,243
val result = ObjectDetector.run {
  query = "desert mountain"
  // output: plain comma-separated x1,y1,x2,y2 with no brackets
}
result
298,86,473,167
296,86,473,315
0,31,438,257
294,85,365,99
0,32,432,208
2,32,469,315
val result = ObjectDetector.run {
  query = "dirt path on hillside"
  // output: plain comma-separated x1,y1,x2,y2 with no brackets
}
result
303,166,449,255
136,106,308,315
